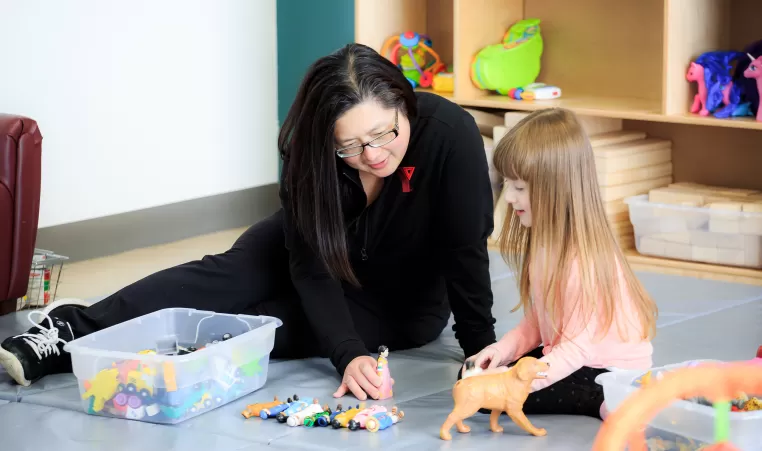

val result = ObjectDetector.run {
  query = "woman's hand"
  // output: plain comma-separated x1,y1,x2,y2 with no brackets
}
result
333,355,386,400
463,345,504,374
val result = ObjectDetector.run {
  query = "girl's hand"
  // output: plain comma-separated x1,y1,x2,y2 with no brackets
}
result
333,355,390,400
464,345,504,374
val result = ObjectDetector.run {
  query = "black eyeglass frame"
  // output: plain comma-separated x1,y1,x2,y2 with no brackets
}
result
335,110,399,159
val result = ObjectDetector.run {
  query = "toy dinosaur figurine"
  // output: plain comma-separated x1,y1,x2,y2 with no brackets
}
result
439,356,550,441
376,345,393,400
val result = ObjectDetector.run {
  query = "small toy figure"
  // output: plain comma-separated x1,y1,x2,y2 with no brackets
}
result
376,345,393,399
365,406,404,432
439,356,550,441
241,396,281,419
744,54,762,122
686,51,753,118
286,399,325,427
348,405,387,430
332,403,365,429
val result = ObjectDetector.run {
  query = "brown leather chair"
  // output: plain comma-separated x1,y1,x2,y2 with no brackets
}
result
0,114,42,315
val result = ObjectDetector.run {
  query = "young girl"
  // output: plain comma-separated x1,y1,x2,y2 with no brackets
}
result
466,108,658,419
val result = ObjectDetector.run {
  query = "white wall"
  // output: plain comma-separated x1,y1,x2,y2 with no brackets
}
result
0,0,279,228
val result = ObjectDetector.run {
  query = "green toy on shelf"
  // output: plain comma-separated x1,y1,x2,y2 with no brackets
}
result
470,18,544,96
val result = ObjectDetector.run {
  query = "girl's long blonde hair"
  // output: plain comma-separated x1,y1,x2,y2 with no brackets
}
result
493,108,657,343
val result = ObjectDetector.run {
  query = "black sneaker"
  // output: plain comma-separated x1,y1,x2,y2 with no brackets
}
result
0,298,89,386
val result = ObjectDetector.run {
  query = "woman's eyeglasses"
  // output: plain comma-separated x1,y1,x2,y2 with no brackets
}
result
335,111,399,158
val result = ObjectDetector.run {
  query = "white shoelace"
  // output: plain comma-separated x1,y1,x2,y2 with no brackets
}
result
14,311,73,360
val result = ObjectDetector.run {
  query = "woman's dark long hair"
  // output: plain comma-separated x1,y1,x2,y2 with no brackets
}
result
278,43,418,286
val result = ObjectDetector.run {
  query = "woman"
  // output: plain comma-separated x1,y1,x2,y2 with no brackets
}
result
0,43,498,401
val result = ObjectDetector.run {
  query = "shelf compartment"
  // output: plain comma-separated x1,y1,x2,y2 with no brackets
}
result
663,0,762,118
453,0,665,117
355,0,454,76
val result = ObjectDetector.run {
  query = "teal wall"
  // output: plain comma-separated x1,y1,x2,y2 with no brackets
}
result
276,0,355,177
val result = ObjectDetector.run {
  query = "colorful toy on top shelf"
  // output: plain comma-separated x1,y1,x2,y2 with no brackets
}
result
439,356,550,441
381,31,446,88
432,72,454,93
743,53,762,122
686,51,753,118
507,83,561,101
470,18,543,96
376,345,393,400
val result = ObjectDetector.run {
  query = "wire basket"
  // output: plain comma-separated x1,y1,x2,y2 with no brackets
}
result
16,248,69,311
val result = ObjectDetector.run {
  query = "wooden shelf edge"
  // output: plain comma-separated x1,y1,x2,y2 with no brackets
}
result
625,249,762,286
487,242,762,286
417,89,762,131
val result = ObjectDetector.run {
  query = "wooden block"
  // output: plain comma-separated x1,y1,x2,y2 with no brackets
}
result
740,217,762,235
503,112,529,129
576,116,623,136
595,147,672,174
648,188,705,206
600,176,672,202
639,236,666,257
665,242,693,261
707,202,743,212
743,202,762,213
650,232,691,245
605,199,629,216
493,125,508,144
607,210,630,223
617,234,635,250
709,218,741,234
465,108,505,138
692,246,718,264
717,248,746,267
597,162,673,187
589,130,647,148
667,182,759,198
595,138,671,158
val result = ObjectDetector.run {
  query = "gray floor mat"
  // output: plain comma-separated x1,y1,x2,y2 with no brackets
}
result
1,258,761,450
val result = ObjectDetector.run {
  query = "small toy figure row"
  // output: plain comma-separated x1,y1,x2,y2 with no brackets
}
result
242,395,404,432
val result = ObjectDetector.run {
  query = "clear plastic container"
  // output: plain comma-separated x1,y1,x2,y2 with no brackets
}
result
596,360,762,450
625,194,762,268
64,308,282,424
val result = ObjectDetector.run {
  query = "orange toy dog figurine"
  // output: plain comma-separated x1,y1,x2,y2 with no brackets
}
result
439,356,550,440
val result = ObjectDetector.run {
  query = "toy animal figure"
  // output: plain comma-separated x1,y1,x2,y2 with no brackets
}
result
686,51,752,118
439,356,550,441
376,345,393,399
743,54,762,122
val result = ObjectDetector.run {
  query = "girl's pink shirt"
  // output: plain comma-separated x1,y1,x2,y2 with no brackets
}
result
492,256,653,392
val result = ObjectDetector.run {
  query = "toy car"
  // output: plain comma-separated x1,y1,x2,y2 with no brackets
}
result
276,398,315,423
348,405,387,430
286,401,326,427
331,404,364,429
260,396,299,419
365,407,404,432
241,396,281,419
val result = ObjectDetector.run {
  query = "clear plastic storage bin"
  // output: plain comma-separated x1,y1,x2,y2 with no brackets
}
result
596,360,762,450
625,194,762,268
64,308,282,424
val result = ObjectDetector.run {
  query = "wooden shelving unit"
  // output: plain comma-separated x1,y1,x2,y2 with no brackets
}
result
355,0,762,285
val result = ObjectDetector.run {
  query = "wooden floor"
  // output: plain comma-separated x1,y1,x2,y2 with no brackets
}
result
50,227,248,301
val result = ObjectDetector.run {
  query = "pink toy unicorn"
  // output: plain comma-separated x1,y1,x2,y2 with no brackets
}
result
376,345,393,399
744,53,762,122
687,61,709,116
686,51,751,118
